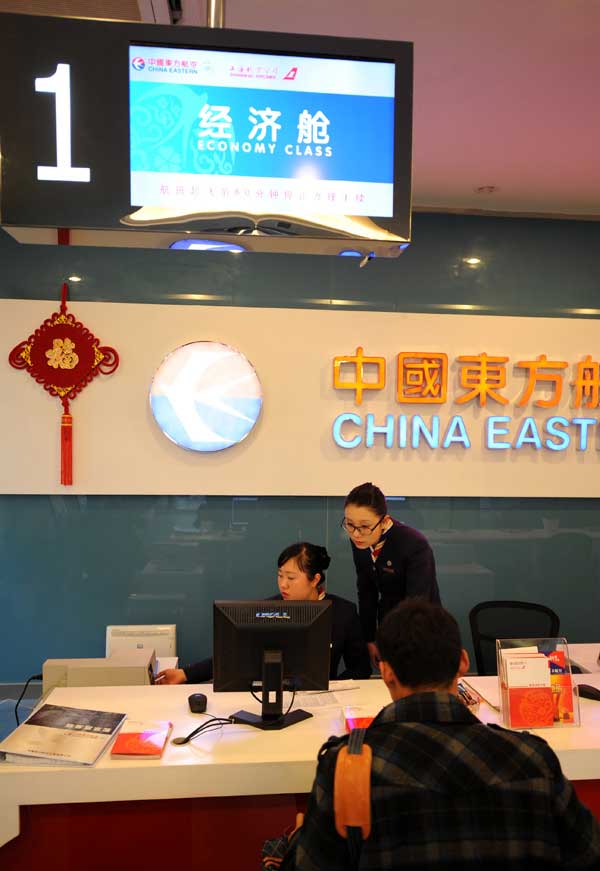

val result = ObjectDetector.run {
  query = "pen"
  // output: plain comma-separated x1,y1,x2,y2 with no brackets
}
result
478,696,501,713
306,687,360,694
462,680,500,712
457,681,478,706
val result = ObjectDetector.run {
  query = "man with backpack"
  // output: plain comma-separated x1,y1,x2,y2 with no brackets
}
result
269,600,600,870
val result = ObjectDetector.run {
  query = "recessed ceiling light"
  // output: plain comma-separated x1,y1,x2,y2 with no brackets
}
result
68,275,82,282
463,257,481,266
169,239,246,253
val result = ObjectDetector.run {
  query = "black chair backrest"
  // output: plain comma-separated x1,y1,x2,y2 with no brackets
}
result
469,600,560,675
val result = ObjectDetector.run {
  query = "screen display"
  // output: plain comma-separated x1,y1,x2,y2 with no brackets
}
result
0,13,411,246
129,45,395,217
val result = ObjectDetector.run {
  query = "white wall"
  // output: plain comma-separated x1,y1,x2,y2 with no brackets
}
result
2,299,598,495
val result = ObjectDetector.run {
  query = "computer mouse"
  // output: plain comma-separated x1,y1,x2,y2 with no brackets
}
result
576,684,600,702
188,693,208,714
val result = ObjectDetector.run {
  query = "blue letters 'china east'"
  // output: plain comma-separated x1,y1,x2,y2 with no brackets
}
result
150,341,263,452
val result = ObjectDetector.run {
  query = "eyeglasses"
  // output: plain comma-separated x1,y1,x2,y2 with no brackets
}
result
340,517,384,536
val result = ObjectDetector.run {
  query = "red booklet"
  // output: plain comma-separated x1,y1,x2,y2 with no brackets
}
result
111,720,172,758
344,707,376,732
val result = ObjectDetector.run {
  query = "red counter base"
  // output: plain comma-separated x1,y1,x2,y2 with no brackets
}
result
0,784,596,871
0,794,307,871
574,780,600,818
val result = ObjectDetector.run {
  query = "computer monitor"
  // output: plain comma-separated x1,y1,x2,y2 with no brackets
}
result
213,599,332,730
1,14,412,260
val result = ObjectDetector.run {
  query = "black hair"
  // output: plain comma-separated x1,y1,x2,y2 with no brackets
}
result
277,542,331,588
344,482,387,516
376,600,462,688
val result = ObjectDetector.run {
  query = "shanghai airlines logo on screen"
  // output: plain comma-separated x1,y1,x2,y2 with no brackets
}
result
150,342,262,452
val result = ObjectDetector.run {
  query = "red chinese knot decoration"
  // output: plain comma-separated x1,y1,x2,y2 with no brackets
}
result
8,283,119,485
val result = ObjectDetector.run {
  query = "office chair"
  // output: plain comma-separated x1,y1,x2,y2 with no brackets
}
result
469,600,560,675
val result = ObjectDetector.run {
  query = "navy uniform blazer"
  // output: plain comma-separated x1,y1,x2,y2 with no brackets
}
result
183,592,372,683
351,519,440,642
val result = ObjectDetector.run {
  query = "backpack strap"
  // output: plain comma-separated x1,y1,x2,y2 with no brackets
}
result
334,725,372,860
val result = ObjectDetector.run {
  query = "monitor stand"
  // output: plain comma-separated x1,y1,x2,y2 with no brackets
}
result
230,650,313,730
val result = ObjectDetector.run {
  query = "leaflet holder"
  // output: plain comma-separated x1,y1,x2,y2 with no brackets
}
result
496,637,580,730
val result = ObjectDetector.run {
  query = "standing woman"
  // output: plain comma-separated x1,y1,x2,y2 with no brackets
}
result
342,482,440,667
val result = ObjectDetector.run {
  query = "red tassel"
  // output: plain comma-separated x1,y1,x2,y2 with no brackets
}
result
61,413,73,485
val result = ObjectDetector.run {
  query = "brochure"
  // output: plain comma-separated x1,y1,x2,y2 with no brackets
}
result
110,719,172,758
0,704,126,766
502,652,554,728
497,640,578,729
547,651,575,723
343,706,377,732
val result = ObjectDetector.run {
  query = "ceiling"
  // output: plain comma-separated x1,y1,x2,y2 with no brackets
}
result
2,0,599,219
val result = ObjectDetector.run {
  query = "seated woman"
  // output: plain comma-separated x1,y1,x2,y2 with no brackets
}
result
155,541,372,684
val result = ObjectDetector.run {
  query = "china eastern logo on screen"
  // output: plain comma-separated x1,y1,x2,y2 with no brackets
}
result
131,57,145,71
150,342,263,453
331,346,600,455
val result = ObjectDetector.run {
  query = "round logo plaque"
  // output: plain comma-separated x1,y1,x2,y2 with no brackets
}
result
150,341,262,452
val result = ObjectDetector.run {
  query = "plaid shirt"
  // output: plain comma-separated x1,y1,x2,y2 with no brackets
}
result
291,692,600,870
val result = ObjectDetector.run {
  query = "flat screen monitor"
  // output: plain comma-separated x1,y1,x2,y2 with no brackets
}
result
129,44,396,218
0,14,412,257
213,599,332,730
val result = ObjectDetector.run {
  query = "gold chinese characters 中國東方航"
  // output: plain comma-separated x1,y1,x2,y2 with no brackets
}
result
333,348,600,409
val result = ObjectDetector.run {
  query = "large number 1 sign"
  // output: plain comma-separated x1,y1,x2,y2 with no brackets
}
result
35,64,91,183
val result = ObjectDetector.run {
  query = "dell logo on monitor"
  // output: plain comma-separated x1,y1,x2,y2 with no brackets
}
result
255,611,290,619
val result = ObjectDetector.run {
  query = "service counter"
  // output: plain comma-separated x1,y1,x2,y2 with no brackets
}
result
1,676,599,870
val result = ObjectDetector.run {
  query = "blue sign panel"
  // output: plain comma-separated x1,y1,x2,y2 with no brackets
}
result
130,45,395,216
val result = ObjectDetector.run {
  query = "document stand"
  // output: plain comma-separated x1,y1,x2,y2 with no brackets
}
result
496,637,580,730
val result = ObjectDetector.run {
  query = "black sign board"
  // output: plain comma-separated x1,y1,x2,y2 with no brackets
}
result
0,13,412,249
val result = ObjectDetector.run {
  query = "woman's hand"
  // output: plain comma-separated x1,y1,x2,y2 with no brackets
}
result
155,668,187,685
367,642,380,671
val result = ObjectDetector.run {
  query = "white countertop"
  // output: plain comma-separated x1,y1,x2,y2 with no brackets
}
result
568,643,600,674
463,673,600,781
0,680,375,848
1,675,599,850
